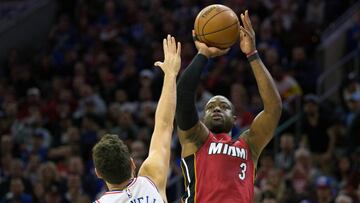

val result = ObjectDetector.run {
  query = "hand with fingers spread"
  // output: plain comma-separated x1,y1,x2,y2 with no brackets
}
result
154,34,181,76
239,10,256,55
192,30,230,58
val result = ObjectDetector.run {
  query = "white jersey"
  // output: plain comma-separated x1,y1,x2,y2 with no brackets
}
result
95,176,164,203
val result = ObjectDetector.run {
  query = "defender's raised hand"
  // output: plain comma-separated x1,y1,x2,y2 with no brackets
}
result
154,34,181,76
239,10,256,55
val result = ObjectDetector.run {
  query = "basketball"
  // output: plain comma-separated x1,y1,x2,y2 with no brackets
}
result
194,4,240,49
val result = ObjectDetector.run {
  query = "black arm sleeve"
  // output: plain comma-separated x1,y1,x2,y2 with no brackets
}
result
176,53,208,130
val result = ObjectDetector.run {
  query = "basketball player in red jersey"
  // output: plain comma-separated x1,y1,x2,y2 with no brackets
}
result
176,10,282,203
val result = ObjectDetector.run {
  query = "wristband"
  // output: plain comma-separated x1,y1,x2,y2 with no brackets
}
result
246,50,259,62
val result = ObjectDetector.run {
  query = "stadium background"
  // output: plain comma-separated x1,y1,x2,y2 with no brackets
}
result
0,0,359,202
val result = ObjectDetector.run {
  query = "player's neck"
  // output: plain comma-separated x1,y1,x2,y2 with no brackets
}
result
107,177,134,191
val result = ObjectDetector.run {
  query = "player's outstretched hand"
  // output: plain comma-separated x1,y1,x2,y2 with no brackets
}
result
239,10,256,55
154,34,181,76
192,30,230,58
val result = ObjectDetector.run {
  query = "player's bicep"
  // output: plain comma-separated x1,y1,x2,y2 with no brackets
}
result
138,125,173,192
138,152,167,191
177,121,208,157
246,111,279,159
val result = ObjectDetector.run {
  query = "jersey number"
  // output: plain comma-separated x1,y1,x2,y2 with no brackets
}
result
239,163,247,180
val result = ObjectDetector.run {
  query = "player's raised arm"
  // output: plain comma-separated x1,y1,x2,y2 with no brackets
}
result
138,35,181,201
239,10,282,162
175,31,229,157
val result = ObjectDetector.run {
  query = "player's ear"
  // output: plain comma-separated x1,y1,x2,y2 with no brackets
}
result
94,168,102,179
232,115,237,124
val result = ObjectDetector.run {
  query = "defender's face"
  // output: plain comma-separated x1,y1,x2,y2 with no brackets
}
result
203,96,235,133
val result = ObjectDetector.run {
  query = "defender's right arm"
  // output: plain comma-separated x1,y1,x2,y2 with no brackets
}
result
176,31,229,157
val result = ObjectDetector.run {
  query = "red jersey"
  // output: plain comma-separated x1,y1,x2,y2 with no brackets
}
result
181,132,255,203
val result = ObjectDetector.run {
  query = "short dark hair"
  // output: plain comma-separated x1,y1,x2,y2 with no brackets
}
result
92,134,131,184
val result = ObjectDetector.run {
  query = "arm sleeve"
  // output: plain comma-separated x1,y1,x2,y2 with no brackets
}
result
176,53,208,130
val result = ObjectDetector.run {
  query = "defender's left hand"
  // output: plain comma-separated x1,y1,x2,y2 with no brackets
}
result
154,34,181,76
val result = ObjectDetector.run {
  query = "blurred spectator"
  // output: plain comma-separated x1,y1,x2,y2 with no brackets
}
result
261,190,277,203
335,155,353,190
32,182,45,203
44,184,63,203
256,153,275,187
346,10,360,52
335,194,353,203
0,153,12,184
343,90,360,127
64,174,89,203
196,83,213,118
1,178,32,203
254,186,262,203
290,46,319,94
37,162,62,191
261,168,286,201
272,65,302,107
0,159,32,198
301,94,336,164
346,93,360,154
166,149,183,202
356,183,360,202
65,156,98,199
289,148,320,198
230,83,254,136
73,84,107,119
130,140,147,174
47,126,81,160
341,74,360,113
24,154,41,185
306,0,326,28
17,87,43,119
264,48,303,109
109,110,138,142
314,176,335,203
275,133,295,172
0,135,14,156
12,102,52,151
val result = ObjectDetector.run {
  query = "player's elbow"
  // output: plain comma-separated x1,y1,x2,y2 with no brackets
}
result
275,100,282,112
272,92,282,110
273,101,282,119
265,100,282,119
155,120,174,131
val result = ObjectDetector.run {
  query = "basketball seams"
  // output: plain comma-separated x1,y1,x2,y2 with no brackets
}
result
195,6,223,43
201,9,239,48
203,22,239,45
201,9,231,37
197,20,239,37
194,5,240,49
200,9,235,46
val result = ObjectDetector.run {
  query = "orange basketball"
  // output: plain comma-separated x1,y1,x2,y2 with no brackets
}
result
194,4,240,49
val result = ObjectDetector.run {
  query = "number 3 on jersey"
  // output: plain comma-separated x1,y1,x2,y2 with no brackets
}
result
239,163,247,180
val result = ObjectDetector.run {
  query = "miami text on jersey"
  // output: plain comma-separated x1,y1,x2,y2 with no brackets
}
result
208,142,248,160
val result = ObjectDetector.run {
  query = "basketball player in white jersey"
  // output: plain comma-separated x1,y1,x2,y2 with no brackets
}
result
92,34,181,203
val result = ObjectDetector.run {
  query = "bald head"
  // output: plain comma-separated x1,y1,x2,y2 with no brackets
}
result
206,95,234,114
204,95,236,134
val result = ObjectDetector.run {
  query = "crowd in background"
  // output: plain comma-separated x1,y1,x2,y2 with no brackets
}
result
0,0,359,202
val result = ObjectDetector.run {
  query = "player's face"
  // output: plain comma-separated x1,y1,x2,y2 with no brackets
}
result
203,96,235,133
